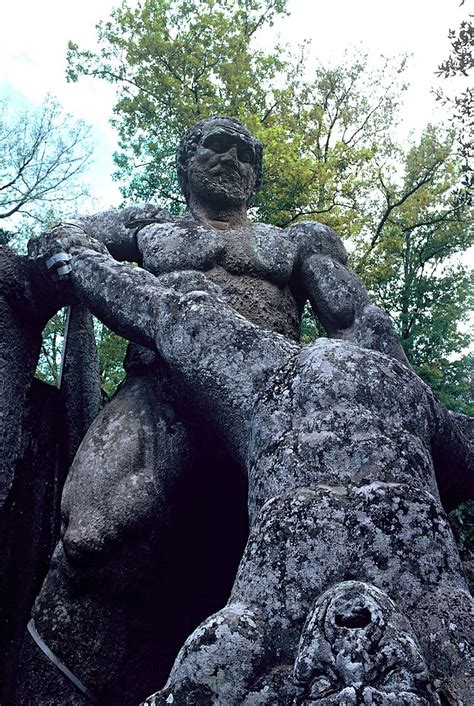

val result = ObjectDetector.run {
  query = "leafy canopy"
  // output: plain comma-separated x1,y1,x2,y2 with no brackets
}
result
66,0,406,232
67,0,288,207
353,125,473,414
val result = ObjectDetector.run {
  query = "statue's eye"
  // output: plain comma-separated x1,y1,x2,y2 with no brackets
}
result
208,139,224,152
239,148,252,163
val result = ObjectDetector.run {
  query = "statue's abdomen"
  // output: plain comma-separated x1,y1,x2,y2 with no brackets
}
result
206,268,301,341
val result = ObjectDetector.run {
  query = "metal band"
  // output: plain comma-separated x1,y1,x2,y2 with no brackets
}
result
46,252,72,269
27,619,101,705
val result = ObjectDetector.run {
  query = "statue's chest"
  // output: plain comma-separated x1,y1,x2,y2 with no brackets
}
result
138,221,296,286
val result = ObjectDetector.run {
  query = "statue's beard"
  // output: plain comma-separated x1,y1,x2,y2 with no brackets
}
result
188,166,253,207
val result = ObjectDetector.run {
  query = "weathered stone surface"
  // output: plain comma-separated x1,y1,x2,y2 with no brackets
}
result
0,246,57,507
60,303,102,466
16,367,249,704
48,248,474,704
143,480,471,704
0,248,103,703
0,247,62,694
8,117,473,705
0,380,68,701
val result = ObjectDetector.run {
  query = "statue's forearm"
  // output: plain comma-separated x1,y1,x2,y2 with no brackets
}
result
351,303,410,366
287,221,409,366
70,250,159,349
69,209,140,262
303,254,409,366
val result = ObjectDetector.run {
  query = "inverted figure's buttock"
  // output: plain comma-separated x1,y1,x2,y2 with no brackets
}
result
248,339,438,515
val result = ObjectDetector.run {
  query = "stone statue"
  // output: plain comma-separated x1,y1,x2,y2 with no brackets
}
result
11,117,473,705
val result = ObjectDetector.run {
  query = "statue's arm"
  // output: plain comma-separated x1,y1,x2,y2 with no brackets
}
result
30,228,161,348
71,250,161,349
37,203,173,263
287,221,409,365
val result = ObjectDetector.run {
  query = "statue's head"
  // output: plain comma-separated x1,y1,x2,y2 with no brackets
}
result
176,116,263,207
294,582,439,705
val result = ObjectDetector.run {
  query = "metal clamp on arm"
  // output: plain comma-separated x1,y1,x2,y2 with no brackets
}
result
45,252,72,281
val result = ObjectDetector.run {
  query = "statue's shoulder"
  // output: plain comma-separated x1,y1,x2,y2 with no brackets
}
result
284,220,348,266
69,202,174,236
251,221,294,248
250,221,298,270
138,215,217,242
121,203,176,230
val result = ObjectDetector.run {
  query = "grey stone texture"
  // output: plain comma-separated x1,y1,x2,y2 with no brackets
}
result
3,117,472,704
63,254,472,703
0,250,101,698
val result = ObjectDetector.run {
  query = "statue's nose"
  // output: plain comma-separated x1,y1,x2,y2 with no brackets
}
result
221,144,239,162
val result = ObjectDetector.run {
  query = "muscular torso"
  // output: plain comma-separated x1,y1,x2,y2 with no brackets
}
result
72,205,406,364
137,218,302,340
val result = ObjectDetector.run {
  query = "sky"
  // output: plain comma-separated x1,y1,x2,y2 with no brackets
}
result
0,0,470,212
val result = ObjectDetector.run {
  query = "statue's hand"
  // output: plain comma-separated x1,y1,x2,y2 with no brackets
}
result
28,224,108,283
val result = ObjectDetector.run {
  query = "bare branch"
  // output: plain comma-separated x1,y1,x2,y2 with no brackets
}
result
0,98,93,222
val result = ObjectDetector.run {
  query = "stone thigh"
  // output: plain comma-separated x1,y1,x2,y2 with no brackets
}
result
16,371,248,705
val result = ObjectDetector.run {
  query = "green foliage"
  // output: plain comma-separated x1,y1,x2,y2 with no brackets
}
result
300,302,324,344
67,1,406,233
35,308,68,387
352,125,473,413
18,208,128,396
248,55,407,231
35,308,128,397
0,227,12,245
416,353,473,416
435,10,472,189
67,0,289,207
96,323,128,396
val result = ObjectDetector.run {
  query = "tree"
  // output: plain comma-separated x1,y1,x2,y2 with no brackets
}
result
36,307,128,399
247,54,407,231
435,5,473,187
67,0,289,209
96,323,128,397
8,205,117,395
0,97,93,238
67,0,407,231
352,125,473,413
434,10,473,578
66,0,472,410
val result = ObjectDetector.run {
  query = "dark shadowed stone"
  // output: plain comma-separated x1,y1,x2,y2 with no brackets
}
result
0,380,68,701
0,249,102,703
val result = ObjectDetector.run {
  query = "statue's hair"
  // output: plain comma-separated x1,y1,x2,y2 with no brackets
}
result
176,116,263,204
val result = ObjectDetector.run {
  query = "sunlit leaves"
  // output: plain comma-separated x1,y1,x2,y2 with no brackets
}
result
352,126,473,413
